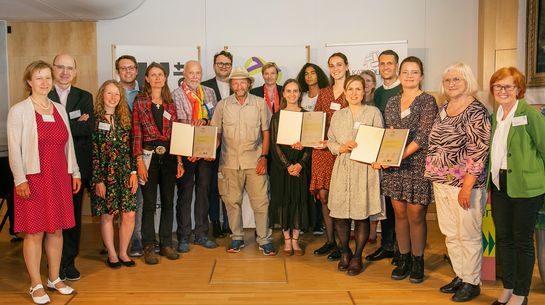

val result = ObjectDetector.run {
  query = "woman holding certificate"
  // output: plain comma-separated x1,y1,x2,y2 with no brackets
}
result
91,80,139,269
310,53,349,260
373,56,437,283
132,63,184,265
327,75,384,276
269,79,313,256
424,63,490,302
487,67,545,305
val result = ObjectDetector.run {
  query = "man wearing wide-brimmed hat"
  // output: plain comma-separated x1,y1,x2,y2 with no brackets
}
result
210,67,276,256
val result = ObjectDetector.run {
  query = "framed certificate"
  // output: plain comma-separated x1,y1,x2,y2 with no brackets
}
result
350,125,409,167
170,122,217,158
276,110,326,147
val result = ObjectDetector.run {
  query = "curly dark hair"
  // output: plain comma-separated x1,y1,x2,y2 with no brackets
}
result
296,63,330,93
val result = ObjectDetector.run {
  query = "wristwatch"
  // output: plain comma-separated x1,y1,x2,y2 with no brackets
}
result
259,154,268,160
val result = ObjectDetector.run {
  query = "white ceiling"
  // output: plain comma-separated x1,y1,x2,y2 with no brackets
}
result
0,0,146,21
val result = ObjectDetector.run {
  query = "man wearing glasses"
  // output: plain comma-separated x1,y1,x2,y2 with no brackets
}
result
115,55,144,257
115,55,140,111
48,53,95,281
202,50,233,238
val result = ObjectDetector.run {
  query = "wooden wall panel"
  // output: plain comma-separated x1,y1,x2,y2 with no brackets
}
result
7,21,97,106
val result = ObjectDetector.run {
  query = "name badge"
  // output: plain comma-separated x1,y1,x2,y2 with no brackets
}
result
98,122,111,131
206,102,214,110
163,111,172,120
512,115,528,126
330,103,341,111
42,114,55,122
440,108,447,120
353,122,361,129
400,108,411,119
69,110,81,119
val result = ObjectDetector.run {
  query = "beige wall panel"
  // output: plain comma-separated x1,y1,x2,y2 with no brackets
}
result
7,22,97,106
495,0,519,50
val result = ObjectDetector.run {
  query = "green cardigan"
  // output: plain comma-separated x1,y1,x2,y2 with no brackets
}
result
487,99,545,198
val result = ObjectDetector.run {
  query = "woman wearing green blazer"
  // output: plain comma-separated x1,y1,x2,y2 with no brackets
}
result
488,67,545,305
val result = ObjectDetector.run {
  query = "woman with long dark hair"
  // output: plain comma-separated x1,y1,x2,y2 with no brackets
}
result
269,79,314,255
132,62,184,265
310,53,350,260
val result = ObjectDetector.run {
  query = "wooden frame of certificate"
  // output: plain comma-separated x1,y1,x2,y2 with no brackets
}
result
350,125,409,167
170,122,217,158
276,110,326,147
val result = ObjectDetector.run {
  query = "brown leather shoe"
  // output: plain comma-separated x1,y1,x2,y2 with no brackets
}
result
347,257,363,276
338,251,352,271
159,246,180,260
143,245,159,265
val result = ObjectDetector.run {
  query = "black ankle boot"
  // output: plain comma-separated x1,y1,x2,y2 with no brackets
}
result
409,254,424,283
391,253,411,280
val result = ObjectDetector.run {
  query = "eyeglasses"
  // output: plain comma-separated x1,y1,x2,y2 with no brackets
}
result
443,77,463,85
119,66,136,72
215,62,232,68
492,84,517,92
54,64,75,72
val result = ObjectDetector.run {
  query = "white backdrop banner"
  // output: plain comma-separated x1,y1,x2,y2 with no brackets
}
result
113,45,199,91
322,40,408,86
207,45,308,87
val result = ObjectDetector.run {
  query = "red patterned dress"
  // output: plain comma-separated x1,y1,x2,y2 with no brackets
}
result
309,87,346,192
14,107,75,233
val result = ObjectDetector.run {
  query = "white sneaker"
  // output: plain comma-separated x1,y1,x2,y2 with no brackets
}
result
47,278,74,295
29,284,50,304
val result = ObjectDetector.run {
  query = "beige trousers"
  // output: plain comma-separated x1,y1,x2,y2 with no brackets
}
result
218,168,272,245
433,182,487,285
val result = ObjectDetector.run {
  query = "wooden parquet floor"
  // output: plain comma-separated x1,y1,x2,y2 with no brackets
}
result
1,217,544,305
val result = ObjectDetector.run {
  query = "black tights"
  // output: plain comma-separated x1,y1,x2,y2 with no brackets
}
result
392,200,428,256
335,218,370,258
318,189,336,244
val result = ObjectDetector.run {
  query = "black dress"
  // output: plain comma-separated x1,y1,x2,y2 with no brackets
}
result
269,110,315,230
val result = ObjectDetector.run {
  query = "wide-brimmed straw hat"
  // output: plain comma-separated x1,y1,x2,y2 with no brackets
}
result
228,67,254,83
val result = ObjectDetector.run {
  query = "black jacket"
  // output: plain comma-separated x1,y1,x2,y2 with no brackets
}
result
48,86,94,179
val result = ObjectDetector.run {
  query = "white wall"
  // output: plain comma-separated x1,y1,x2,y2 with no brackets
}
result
97,0,478,92
0,20,9,152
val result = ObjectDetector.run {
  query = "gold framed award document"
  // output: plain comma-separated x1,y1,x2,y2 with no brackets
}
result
350,125,409,167
276,110,326,147
170,122,217,158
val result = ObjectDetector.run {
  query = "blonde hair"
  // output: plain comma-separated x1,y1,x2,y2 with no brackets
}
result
440,62,480,96
23,60,53,93
94,80,132,130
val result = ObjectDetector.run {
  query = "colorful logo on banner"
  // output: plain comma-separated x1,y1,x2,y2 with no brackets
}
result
244,56,283,84
481,194,496,281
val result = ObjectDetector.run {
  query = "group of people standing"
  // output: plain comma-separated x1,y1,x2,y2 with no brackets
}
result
6,48,545,305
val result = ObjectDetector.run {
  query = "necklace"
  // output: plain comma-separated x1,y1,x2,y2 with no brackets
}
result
30,96,51,110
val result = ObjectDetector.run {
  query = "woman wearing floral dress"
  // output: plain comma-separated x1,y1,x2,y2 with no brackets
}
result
92,80,138,268
372,56,438,283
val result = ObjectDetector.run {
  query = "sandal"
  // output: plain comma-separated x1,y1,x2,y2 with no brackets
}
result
46,278,74,295
283,237,293,255
292,238,304,256
29,284,50,304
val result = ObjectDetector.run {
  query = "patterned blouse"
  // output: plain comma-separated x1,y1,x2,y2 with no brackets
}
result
425,100,491,188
